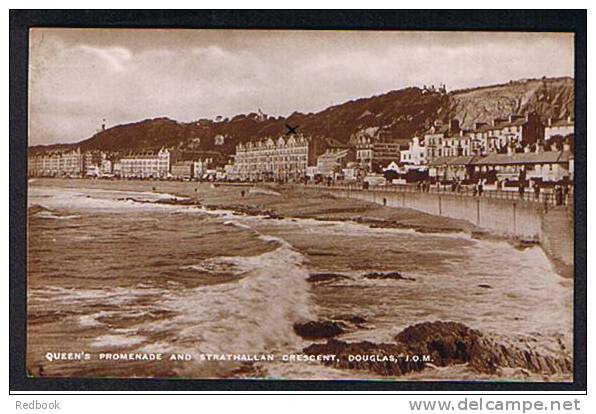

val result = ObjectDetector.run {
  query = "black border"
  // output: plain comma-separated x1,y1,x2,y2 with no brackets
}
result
9,9,587,393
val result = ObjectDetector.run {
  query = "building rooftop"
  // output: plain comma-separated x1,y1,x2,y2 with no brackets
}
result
172,160,195,166
318,148,352,160
429,155,477,166
548,118,575,128
472,151,567,165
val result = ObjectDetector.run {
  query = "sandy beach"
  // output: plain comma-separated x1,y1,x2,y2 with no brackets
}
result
29,178,476,234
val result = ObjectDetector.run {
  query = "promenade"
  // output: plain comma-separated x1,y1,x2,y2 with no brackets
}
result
306,181,573,208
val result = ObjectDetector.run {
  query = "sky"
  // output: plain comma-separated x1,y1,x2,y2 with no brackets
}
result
28,29,574,146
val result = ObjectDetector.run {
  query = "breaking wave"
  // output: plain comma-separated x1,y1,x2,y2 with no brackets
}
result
152,232,315,357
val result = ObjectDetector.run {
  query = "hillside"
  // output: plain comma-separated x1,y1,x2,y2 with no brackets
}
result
29,77,574,157
448,77,574,128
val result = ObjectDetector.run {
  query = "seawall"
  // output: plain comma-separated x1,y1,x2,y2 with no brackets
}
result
309,186,573,276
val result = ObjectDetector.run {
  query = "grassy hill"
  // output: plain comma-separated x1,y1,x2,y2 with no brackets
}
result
29,77,574,157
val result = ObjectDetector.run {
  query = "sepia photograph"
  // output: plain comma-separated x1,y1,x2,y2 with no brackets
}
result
17,16,583,389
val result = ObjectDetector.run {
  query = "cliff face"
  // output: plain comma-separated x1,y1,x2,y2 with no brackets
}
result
447,77,574,128
29,77,574,156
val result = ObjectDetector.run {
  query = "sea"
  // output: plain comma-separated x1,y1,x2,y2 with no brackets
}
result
26,184,573,381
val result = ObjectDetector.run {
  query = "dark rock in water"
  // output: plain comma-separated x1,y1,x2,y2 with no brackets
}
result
478,284,492,289
363,271,415,281
307,273,350,284
515,240,540,250
28,204,51,215
293,321,346,339
208,204,283,219
155,197,197,206
121,196,200,206
332,314,367,325
394,321,571,375
303,320,572,377
395,321,479,367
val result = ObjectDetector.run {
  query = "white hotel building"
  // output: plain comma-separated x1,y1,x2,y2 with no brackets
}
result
119,149,171,178
234,135,312,181
28,148,83,177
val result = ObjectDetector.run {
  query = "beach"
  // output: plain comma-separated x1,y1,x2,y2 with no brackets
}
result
29,178,478,233
27,178,573,381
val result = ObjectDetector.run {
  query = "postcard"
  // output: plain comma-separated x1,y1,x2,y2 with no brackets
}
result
18,21,582,389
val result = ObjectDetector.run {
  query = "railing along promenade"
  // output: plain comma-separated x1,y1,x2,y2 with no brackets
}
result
306,181,573,209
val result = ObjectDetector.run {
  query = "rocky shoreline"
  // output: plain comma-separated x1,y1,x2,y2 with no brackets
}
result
294,319,571,379
168,196,542,253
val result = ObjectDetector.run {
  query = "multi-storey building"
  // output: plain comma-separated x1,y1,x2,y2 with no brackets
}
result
223,163,240,181
429,155,478,182
234,134,313,181
471,143,573,184
544,116,574,143
316,148,356,178
400,136,429,168
467,113,544,154
421,114,545,165
83,150,104,175
422,120,461,163
350,132,402,173
28,148,83,177
119,149,170,178
171,161,194,180
192,158,212,180
100,158,113,175
422,119,482,161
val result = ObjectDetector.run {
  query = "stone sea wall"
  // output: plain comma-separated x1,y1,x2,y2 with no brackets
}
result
310,187,573,272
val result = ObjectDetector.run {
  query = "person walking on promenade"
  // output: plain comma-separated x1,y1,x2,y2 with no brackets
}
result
518,182,525,199
478,180,484,196
555,185,564,206
534,183,540,201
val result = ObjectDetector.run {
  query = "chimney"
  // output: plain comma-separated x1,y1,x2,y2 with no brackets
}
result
567,116,573,123
547,117,553,126
509,115,514,122
507,144,514,156
535,142,544,154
